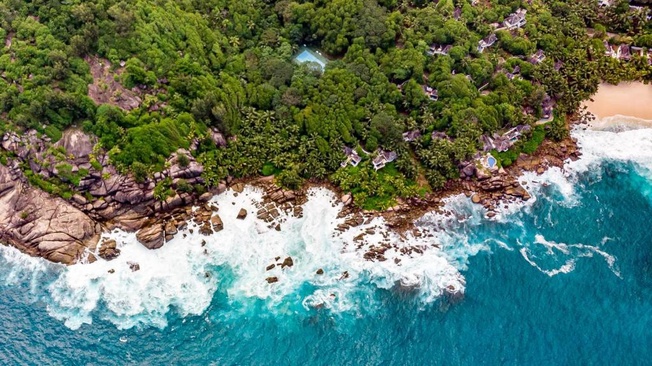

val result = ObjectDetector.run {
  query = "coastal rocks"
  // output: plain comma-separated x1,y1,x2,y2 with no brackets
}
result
56,128,95,160
281,256,294,269
237,208,247,220
128,261,140,272
0,164,100,264
266,276,278,284
316,268,324,275
98,239,120,260
478,176,508,191
210,214,223,232
341,194,353,206
136,224,164,249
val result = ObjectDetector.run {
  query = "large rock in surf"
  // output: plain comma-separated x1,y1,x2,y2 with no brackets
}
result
237,208,247,220
136,224,165,249
98,239,120,260
210,214,223,231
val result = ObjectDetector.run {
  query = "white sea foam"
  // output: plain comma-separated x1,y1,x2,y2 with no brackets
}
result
0,187,471,330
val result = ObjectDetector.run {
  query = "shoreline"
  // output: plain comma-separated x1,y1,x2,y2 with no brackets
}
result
0,116,583,265
583,82,652,130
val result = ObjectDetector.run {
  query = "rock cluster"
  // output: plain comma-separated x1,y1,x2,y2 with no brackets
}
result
0,128,217,264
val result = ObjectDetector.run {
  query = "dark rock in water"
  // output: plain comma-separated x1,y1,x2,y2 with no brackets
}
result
266,276,278,284
164,221,177,236
98,239,120,260
274,224,281,231
136,224,164,249
232,183,245,193
275,256,280,261
108,269,115,274
87,253,97,264
237,208,247,220
316,268,324,275
128,262,140,272
199,222,213,236
266,264,276,271
211,214,223,231
339,271,349,280
201,240,207,247
281,257,294,269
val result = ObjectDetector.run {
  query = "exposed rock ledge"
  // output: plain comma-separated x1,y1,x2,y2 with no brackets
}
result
0,162,100,263
0,128,219,264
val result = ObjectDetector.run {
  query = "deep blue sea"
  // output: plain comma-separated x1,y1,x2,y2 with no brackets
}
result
1,127,652,365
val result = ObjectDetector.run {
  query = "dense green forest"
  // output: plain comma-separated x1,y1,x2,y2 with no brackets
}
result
0,0,650,209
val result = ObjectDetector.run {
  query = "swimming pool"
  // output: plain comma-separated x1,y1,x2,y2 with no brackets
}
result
293,48,328,71
487,156,497,168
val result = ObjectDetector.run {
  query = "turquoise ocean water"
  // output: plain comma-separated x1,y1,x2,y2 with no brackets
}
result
1,126,652,365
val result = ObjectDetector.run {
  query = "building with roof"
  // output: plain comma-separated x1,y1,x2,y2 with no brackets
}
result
422,85,439,101
341,146,362,168
372,150,397,171
427,44,453,56
403,130,422,142
431,131,451,141
530,50,546,64
503,9,527,30
478,34,498,53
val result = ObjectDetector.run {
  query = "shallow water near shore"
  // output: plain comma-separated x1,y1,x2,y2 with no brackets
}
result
2,123,652,365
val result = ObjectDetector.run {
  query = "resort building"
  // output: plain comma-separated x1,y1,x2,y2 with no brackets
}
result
505,65,521,80
403,130,422,142
478,34,498,53
422,85,439,101
431,131,451,141
372,150,397,171
631,46,645,57
554,60,563,71
541,94,555,120
503,9,527,30
427,44,453,56
453,7,462,20
480,125,531,153
619,44,632,61
293,47,329,72
341,146,362,168
529,50,546,64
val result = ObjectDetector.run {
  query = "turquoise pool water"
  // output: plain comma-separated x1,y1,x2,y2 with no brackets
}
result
487,155,497,168
293,48,327,71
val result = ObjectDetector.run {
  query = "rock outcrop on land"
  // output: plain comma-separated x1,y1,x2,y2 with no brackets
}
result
0,128,219,264
0,162,100,263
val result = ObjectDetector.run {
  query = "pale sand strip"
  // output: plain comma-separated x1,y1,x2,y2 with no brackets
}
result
583,82,652,129
582,82,652,130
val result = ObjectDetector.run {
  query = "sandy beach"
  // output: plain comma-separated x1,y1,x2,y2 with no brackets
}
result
583,82,652,130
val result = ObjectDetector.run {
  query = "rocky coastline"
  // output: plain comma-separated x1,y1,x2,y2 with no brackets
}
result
0,116,581,265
